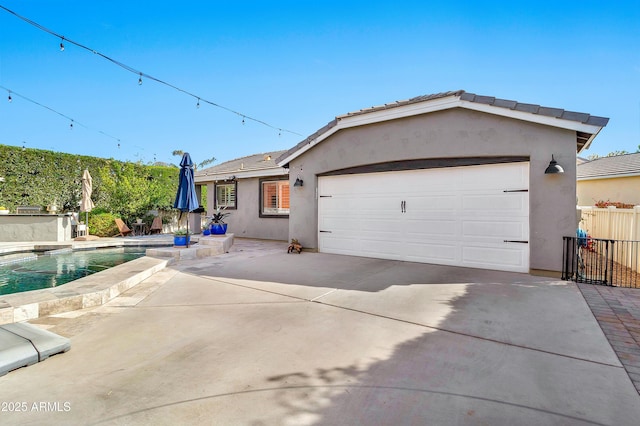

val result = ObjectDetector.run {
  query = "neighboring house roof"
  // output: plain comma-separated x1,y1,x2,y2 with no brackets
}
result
277,90,609,167
577,152,640,180
576,156,589,164
195,150,288,182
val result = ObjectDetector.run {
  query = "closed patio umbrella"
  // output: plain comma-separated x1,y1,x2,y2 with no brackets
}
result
80,169,94,232
173,153,199,247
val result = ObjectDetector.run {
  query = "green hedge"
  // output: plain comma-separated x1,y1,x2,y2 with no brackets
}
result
0,144,206,224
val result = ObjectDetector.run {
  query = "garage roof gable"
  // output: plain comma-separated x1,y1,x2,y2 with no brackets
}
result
277,90,609,167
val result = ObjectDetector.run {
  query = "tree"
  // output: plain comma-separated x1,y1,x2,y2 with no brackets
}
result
198,156,216,169
587,150,630,161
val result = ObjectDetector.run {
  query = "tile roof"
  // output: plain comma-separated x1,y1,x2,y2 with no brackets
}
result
338,90,609,126
277,90,609,165
196,150,287,176
577,152,640,179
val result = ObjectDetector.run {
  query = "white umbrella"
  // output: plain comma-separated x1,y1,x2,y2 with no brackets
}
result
80,169,94,230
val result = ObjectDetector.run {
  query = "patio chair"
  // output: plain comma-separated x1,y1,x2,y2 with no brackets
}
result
149,217,163,234
115,218,132,237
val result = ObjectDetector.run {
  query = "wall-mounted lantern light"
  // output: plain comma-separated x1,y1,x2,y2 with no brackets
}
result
544,155,564,174
294,166,304,187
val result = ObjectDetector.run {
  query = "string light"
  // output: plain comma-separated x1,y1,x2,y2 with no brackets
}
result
7,91,11,103
0,5,303,138
59,36,65,51
242,116,245,125
70,120,74,130
196,98,200,109
0,84,122,143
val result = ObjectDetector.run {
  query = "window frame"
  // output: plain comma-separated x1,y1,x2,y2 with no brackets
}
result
259,177,290,218
214,181,237,210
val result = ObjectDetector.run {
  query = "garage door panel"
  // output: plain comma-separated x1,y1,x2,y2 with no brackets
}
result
404,195,458,211
318,162,529,272
462,244,528,271
360,219,404,233
321,237,404,260
404,242,459,263
462,220,528,240
461,163,528,190
319,236,361,253
405,219,458,237
359,239,405,260
462,193,528,213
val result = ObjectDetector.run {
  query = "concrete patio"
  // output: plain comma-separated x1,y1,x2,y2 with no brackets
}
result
0,239,639,425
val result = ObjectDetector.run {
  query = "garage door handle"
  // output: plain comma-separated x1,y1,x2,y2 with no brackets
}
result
401,200,406,213
319,230,332,233
504,240,528,244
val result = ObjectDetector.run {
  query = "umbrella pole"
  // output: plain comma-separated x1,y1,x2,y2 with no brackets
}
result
85,212,89,233
186,212,190,248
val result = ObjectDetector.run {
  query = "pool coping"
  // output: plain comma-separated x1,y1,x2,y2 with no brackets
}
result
0,237,176,325
0,235,235,325
0,255,172,325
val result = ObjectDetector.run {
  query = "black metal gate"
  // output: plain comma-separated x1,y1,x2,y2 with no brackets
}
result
562,236,640,288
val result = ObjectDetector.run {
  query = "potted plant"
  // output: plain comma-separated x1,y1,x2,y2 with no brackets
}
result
173,229,190,246
207,207,231,235
0,206,8,215
202,225,211,236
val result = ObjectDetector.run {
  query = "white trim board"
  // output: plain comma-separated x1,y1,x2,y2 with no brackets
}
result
278,95,605,166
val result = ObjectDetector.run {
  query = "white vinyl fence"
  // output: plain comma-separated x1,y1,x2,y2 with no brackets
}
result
579,206,640,274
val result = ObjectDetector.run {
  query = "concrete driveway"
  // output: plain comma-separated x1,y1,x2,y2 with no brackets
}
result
1,239,639,425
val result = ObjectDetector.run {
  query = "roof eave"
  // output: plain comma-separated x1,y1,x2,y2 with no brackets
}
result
578,172,640,181
278,95,608,166
195,166,288,183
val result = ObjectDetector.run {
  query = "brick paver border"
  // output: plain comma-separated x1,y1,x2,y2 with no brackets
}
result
578,283,640,394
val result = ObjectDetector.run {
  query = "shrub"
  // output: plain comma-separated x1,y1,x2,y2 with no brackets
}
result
594,200,636,209
88,212,120,237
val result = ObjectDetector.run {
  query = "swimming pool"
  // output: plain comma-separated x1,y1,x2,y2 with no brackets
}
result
0,247,149,295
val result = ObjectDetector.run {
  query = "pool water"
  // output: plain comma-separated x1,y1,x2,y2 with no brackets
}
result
0,247,148,295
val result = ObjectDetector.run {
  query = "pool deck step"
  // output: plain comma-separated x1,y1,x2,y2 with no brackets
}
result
0,256,170,325
146,233,233,260
0,322,70,376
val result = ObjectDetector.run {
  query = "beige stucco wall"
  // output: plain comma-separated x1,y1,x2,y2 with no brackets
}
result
288,108,578,274
0,214,72,242
577,176,640,206
206,177,289,241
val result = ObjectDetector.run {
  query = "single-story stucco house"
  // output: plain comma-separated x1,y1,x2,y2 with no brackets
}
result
195,151,290,241
196,90,608,276
577,152,640,206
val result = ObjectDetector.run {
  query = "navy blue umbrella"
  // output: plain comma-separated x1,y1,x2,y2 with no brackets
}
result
174,152,200,247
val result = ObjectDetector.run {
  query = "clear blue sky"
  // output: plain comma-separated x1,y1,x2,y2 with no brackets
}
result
0,1,638,166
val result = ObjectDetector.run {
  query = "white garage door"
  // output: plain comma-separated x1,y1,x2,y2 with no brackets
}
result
318,162,529,272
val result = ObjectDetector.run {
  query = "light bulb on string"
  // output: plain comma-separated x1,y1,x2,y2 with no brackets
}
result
70,120,74,130
8,92,12,103
59,37,65,51
138,73,143,85
242,116,245,125
196,98,200,109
